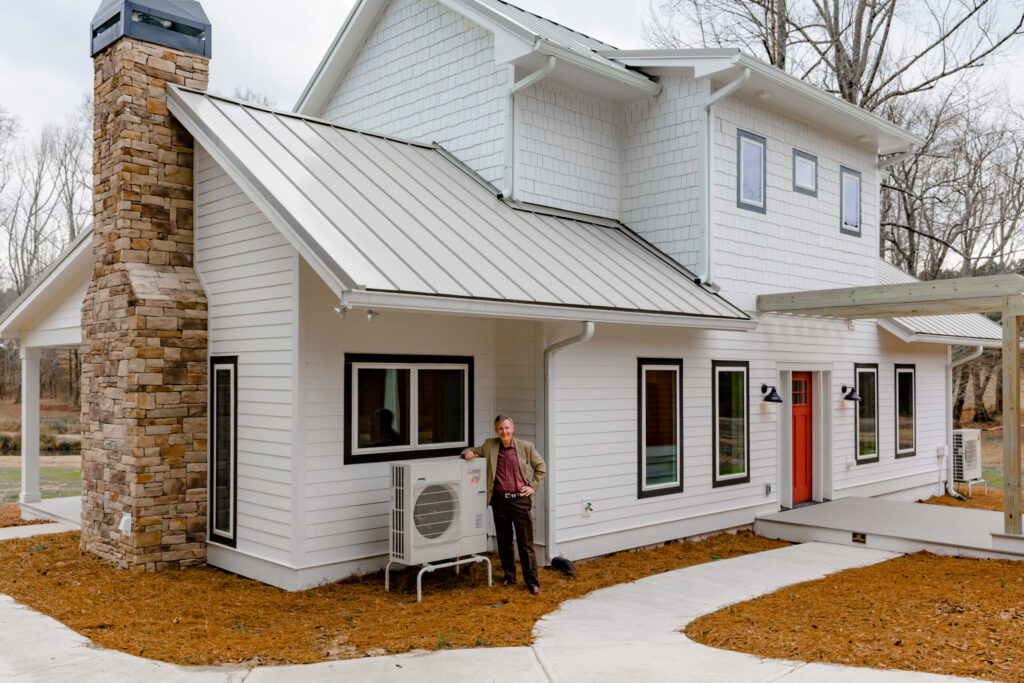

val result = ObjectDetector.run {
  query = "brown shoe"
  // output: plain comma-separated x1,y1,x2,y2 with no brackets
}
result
529,585,542,595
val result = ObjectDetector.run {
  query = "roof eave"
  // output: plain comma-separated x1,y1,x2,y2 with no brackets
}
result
877,319,1002,348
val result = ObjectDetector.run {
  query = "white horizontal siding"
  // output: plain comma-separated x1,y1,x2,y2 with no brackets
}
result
195,144,297,564
21,278,88,348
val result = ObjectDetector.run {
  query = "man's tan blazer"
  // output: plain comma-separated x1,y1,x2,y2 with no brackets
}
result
466,437,546,505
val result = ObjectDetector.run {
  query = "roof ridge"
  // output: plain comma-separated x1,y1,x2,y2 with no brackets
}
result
482,0,620,51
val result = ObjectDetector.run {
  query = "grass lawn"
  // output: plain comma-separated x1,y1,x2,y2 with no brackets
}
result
0,466,81,503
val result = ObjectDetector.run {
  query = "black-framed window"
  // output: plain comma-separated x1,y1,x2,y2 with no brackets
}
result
209,355,237,548
344,354,473,464
895,364,916,458
712,360,750,487
637,358,684,498
792,149,818,197
737,130,767,213
840,166,862,236
855,363,879,464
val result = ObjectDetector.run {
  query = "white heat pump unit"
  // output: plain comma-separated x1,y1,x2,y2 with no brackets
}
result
952,429,982,482
389,457,488,566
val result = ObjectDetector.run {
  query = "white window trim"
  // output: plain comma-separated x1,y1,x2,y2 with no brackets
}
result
641,363,681,492
737,130,767,212
714,364,749,482
793,149,818,196
895,366,916,456
855,366,878,463
840,166,862,235
211,361,235,541
350,362,470,456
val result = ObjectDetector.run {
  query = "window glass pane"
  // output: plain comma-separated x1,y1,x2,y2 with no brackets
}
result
717,369,747,477
741,139,763,204
357,368,411,448
843,173,860,227
418,368,466,445
897,370,915,451
857,370,877,458
214,367,232,534
644,368,678,487
796,156,816,189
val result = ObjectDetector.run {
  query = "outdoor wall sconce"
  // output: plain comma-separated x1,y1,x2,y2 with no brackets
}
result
761,384,783,403
333,305,350,320
366,310,380,322
841,385,862,402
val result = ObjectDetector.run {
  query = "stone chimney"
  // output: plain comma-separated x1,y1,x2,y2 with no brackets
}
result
82,0,212,571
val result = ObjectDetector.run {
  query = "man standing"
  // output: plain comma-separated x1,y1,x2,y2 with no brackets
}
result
462,415,546,595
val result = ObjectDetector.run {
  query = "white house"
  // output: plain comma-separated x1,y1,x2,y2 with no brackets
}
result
0,0,1005,590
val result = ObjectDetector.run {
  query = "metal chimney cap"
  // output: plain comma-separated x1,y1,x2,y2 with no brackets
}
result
91,0,211,58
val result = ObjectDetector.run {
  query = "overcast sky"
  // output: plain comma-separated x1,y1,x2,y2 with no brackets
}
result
1,1,1021,140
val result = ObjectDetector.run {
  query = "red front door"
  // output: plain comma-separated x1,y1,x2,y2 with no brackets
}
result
792,372,813,504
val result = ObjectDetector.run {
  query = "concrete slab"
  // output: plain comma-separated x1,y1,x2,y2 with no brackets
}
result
0,523,75,542
19,496,80,527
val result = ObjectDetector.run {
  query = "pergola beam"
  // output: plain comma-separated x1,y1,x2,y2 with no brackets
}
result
1004,298,1023,535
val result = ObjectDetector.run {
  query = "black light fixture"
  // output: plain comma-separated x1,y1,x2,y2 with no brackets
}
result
841,384,862,402
761,384,783,403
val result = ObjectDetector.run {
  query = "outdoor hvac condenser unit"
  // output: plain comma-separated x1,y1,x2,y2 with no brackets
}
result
952,429,982,482
386,457,491,600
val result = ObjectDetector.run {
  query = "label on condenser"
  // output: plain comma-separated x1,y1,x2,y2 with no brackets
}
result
476,513,483,529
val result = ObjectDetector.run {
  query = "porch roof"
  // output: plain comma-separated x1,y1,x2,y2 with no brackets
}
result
168,86,752,330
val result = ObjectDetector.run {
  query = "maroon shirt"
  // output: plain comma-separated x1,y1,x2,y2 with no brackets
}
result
494,440,527,493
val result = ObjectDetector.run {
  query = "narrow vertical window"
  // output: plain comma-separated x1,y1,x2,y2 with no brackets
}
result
210,356,237,547
895,364,916,457
793,149,818,196
638,358,684,498
840,166,862,236
713,361,750,486
737,130,767,213
855,363,878,464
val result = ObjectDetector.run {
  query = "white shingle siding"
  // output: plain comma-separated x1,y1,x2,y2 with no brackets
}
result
194,145,299,564
516,81,621,218
321,0,507,186
711,94,880,296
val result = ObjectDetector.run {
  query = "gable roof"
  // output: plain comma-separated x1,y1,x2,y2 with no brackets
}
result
168,86,751,329
876,259,1003,347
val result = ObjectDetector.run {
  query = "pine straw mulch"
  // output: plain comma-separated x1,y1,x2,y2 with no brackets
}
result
0,530,785,666
686,551,1024,682
920,486,1008,512
0,503,47,528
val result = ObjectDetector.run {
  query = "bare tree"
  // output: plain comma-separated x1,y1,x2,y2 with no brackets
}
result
49,92,93,243
231,87,276,108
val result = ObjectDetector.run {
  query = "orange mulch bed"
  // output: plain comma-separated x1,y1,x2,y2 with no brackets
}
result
920,486,1008,512
0,530,785,666
0,503,47,528
687,552,1024,682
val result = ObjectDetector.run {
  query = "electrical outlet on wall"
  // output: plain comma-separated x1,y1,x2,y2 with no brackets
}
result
582,500,594,517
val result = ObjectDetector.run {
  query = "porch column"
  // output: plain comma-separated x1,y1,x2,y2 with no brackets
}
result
19,346,41,505
1003,300,1022,534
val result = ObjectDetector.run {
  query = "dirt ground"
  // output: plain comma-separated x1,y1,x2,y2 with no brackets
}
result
687,551,1024,682
0,503,46,528
0,530,785,666
919,485,1008,512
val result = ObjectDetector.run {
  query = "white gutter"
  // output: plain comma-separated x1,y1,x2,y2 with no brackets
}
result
697,67,750,285
946,345,984,498
503,54,556,200
543,321,595,561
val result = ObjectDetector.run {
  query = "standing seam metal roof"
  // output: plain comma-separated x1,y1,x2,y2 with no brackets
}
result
167,86,747,322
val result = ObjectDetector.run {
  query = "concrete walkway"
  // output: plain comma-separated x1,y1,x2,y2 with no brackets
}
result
0,526,970,682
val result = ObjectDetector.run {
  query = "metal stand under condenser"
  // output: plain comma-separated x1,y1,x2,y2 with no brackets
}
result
385,555,492,602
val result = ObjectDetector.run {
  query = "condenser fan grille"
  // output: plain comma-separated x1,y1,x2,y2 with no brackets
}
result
413,483,459,540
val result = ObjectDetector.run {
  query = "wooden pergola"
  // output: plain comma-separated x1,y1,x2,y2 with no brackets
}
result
758,273,1024,535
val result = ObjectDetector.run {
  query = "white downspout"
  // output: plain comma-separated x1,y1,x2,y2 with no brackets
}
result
947,345,983,498
697,67,750,285
543,321,595,562
503,55,557,200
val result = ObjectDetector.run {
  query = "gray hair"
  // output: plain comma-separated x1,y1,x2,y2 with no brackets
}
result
494,414,514,426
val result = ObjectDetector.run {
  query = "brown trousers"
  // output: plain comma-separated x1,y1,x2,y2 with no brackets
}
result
491,494,539,588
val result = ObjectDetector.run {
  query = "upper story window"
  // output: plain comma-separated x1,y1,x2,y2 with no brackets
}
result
793,149,818,197
344,354,473,464
737,130,767,214
638,358,684,498
840,166,862,236
712,360,750,487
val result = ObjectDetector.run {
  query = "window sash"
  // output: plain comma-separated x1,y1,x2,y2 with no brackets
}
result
210,360,236,543
641,364,681,492
351,362,470,456
855,365,878,463
714,364,748,483
793,150,817,195
840,167,861,233
896,366,916,455
739,135,766,208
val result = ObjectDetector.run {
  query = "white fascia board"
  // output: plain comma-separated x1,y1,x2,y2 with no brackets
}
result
340,290,756,331
294,0,389,116
533,41,662,98
0,227,92,341
876,319,1002,348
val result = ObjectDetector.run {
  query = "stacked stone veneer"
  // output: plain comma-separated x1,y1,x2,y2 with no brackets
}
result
81,37,209,571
